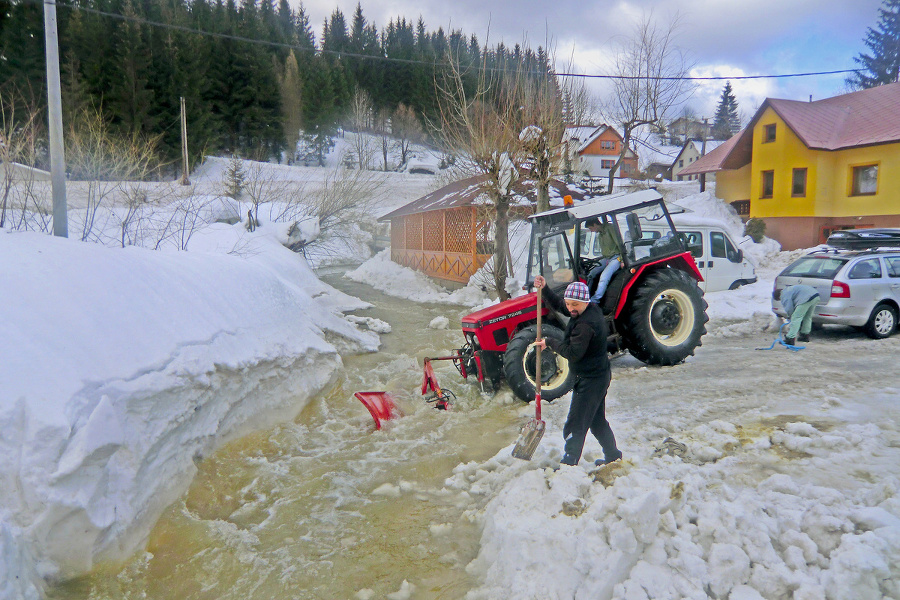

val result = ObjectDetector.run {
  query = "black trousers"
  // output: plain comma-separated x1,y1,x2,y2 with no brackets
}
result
562,370,618,464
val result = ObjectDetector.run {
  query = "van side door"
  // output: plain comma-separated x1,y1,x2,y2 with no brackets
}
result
707,230,744,292
680,230,707,292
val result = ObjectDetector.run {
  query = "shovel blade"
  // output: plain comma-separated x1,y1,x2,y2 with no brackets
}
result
354,392,399,430
511,418,546,460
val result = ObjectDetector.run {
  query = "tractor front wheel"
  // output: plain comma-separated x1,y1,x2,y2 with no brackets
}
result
503,324,575,403
623,269,708,365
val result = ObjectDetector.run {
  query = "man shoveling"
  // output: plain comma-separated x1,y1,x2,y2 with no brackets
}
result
534,276,622,468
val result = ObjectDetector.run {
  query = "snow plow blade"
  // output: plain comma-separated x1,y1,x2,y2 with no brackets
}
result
354,392,399,430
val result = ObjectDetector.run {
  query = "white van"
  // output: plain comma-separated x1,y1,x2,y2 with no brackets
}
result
643,217,757,293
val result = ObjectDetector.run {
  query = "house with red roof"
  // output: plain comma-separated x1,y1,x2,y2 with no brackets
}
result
562,125,639,179
680,82,900,249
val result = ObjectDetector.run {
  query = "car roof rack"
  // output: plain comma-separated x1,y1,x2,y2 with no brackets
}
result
826,228,900,250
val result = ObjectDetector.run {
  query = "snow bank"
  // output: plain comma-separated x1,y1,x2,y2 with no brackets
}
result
0,224,379,592
670,190,781,267
345,249,491,307
450,409,900,600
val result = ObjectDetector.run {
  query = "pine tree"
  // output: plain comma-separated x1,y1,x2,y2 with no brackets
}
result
711,82,741,140
847,0,900,89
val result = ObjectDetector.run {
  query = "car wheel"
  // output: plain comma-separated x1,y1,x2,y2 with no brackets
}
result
864,303,898,339
623,269,709,365
502,324,575,402
728,280,742,290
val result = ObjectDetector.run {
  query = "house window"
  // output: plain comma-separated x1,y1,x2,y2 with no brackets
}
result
601,159,615,169
792,168,807,197
679,159,684,167
600,140,615,150
763,124,776,143
760,170,774,198
851,164,878,196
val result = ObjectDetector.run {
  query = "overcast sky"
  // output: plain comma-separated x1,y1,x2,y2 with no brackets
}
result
299,0,884,124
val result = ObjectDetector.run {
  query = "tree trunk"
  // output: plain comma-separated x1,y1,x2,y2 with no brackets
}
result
493,198,511,301
536,182,550,213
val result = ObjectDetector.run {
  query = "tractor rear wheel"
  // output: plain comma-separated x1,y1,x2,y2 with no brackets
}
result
503,324,575,402
623,269,708,365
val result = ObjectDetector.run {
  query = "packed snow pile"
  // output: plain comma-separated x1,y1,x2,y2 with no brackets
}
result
447,397,900,600
670,190,781,267
345,249,492,307
0,224,380,597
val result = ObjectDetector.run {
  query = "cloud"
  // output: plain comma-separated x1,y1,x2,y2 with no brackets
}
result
298,0,884,113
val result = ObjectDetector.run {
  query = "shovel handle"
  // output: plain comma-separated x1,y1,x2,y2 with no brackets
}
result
535,286,542,420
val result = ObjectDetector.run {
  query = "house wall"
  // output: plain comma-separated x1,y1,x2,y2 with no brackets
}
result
762,214,900,250
673,144,717,183
577,129,638,177
578,155,638,178
389,208,492,283
741,106,900,249
715,164,751,202
819,142,900,217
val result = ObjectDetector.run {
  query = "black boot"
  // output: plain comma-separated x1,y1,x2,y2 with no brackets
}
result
558,454,579,467
594,451,622,466
799,333,810,342
784,336,796,346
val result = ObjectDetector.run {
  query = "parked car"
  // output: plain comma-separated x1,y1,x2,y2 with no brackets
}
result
772,248,900,338
642,220,757,292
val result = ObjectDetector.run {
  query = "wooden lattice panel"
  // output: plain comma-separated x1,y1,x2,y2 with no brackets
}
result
406,214,423,250
423,211,443,252
445,208,473,254
391,218,405,249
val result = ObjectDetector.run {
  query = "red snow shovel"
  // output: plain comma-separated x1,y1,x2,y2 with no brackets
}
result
511,286,546,460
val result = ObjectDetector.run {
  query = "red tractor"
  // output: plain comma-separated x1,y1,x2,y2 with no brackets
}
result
446,189,709,402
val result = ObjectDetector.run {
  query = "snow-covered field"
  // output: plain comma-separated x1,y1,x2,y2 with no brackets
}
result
2,156,898,600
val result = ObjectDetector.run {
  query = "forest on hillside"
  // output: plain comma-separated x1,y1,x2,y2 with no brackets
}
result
0,0,560,173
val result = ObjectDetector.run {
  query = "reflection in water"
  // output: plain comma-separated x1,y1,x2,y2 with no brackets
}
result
48,276,524,600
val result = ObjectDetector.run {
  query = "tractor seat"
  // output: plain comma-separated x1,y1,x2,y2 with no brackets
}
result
599,268,629,315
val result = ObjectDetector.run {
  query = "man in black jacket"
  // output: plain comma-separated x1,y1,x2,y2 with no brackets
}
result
534,276,622,467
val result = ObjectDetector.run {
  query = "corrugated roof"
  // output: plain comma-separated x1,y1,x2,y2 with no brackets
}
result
378,175,593,221
680,82,900,175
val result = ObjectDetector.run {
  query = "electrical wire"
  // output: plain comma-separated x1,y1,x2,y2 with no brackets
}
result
29,0,861,82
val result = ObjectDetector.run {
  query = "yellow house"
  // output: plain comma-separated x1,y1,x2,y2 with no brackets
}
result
681,82,900,250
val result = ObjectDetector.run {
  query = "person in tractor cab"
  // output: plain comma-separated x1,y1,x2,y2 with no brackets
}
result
533,276,622,467
585,217,624,304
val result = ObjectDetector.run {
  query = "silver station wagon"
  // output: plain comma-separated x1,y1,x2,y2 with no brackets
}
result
772,248,900,339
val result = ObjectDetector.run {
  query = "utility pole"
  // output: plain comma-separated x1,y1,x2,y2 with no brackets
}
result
179,97,190,185
699,118,708,193
43,0,68,237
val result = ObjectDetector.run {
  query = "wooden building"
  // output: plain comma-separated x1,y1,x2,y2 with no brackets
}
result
379,175,590,284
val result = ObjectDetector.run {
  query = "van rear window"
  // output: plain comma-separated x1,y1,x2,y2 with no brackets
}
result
781,257,847,278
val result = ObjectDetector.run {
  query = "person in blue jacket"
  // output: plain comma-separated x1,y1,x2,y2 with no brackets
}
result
780,284,820,346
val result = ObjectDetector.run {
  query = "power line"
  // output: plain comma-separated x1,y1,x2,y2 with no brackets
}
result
34,0,861,82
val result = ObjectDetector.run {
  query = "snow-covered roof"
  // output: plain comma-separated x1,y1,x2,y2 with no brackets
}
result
635,138,682,169
378,175,595,221
562,125,601,147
